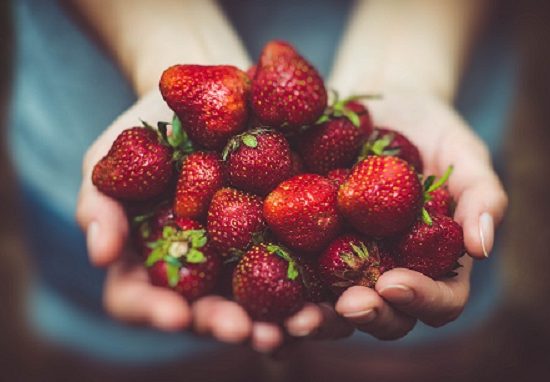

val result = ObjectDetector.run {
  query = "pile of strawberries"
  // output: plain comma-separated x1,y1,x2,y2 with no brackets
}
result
92,40,465,322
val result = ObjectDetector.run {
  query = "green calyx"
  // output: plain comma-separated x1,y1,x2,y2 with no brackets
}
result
358,130,400,162
221,127,272,160
340,241,370,268
145,225,208,287
156,114,194,157
266,244,299,281
316,91,381,128
421,165,454,226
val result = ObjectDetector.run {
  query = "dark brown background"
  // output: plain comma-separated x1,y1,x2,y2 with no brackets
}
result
1,1,549,381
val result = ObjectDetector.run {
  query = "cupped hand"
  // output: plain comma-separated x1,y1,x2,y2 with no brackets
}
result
76,90,353,353
335,89,508,339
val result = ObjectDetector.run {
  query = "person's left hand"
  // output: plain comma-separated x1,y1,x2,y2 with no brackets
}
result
333,89,507,339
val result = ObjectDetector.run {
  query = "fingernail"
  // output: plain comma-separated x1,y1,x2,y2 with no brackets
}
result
479,212,494,258
343,308,377,324
86,221,100,255
379,285,414,304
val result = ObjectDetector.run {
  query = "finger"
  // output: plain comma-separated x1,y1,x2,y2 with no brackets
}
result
104,254,191,331
285,303,354,340
192,297,252,344
438,130,508,259
76,178,128,266
251,323,284,353
376,257,472,327
335,286,417,340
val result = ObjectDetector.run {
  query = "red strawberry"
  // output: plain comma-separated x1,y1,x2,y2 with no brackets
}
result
296,257,330,302
425,187,453,217
318,234,382,296
145,224,221,301
159,65,250,149
207,187,266,256
289,151,305,176
92,127,173,201
251,40,327,129
296,96,374,174
246,65,257,79
222,128,293,195
359,128,423,172
173,151,225,219
338,156,423,237
134,204,201,256
326,168,350,188
394,214,465,279
233,243,305,321
264,174,342,253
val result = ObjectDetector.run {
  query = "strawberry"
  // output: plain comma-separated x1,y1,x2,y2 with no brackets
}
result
159,65,250,149
173,151,225,219
92,126,173,201
326,168,350,188
359,128,423,172
338,156,423,237
251,40,327,129
318,234,382,296
207,187,266,256
133,203,201,256
296,257,330,302
222,128,293,195
296,96,375,174
246,65,257,79
145,223,221,301
289,151,305,176
425,187,453,217
394,214,465,279
233,243,305,321
264,174,342,253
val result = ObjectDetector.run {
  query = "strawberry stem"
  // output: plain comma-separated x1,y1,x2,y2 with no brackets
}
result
421,207,433,226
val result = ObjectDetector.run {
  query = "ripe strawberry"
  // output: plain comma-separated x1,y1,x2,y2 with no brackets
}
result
296,257,330,302
134,203,201,256
222,128,293,195
207,188,266,256
251,40,327,129
394,214,465,279
289,151,305,176
159,65,250,149
318,234,382,296
359,128,423,172
296,96,375,174
173,151,225,220
425,187,453,217
326,168,350,188
92,127,173,201
233,243,305,321
246,65,257,79
264,174,342,253
145,224,221,301
338,156,423,237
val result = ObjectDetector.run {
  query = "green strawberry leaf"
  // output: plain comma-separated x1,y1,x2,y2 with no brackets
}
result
340,252,357,268
140,119,156,131
427,165,453,193
186,248,206,264
423,175,435,192
242,134,258,148
162,226,176,239
166,263,181,287
164,255,183,268
287,261,299,281
187,229,207,248
342,109,361,128
145,247,164,267
315,114,330,125
167,115,184,147
421,207,433,226
350,242,370,260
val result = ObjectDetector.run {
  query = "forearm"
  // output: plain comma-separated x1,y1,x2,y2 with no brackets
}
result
329,0,492,101
68,0,251,96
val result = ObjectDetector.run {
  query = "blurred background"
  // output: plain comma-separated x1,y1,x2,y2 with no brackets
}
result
1,1,549,381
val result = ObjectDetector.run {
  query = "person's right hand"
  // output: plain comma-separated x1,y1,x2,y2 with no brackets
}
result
76,90,353,353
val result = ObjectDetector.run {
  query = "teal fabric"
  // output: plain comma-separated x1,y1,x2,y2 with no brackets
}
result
8,0,515,363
